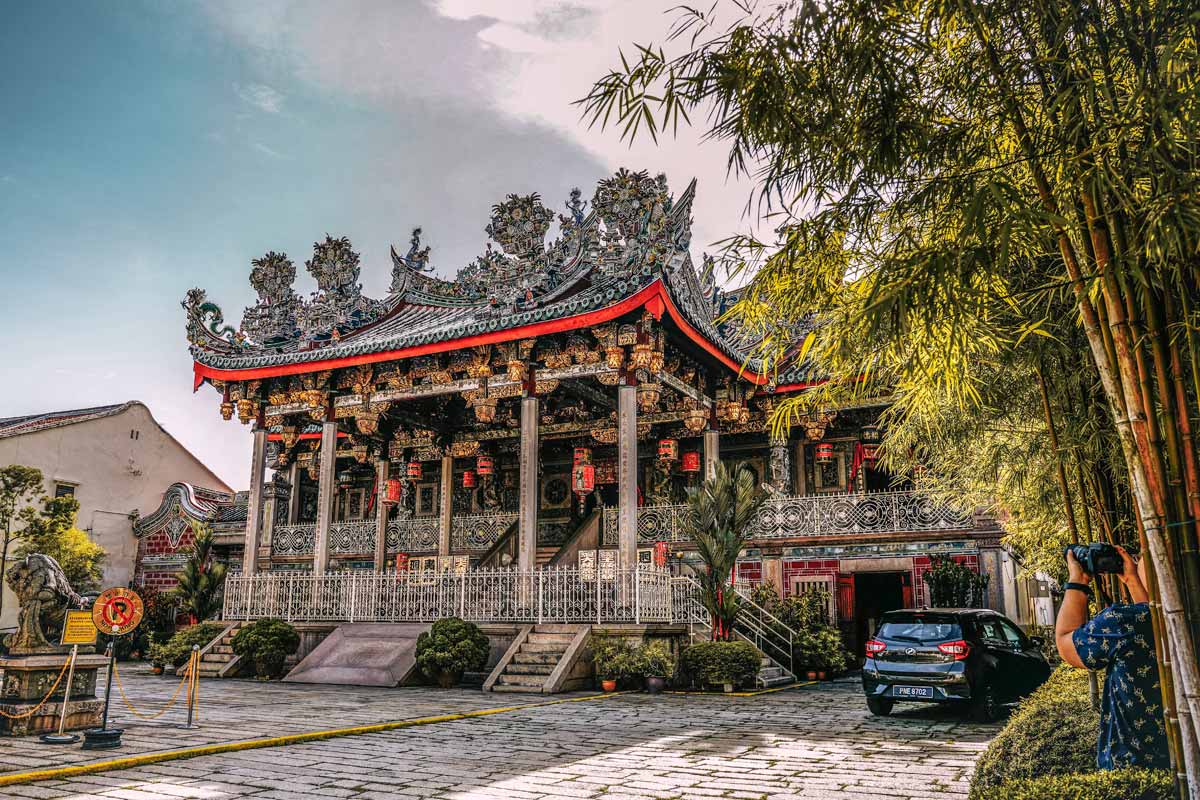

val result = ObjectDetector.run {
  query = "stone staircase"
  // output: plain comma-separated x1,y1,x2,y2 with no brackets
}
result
489,624,586,693
757,656,793,688
191,622,245,678
536,546,558,567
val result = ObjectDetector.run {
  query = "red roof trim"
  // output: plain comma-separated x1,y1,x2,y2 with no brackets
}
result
192,280,821,393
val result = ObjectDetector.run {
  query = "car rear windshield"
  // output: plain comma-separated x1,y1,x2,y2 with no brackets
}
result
877,617,962,643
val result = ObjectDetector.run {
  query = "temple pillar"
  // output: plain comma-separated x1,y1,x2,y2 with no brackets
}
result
617,382,638,569
518,395,539,571
258,477,289,571
373,458,389,573
313,418,338,575
439,455,453,556
241,426,268,575
703,428,720,482
286,461,301,523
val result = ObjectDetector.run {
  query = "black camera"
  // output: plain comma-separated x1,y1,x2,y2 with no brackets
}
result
1064,543,1126,575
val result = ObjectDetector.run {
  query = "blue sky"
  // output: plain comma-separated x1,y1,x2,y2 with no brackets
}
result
0,1,755,489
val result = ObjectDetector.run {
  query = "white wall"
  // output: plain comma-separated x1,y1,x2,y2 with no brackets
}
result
0,403,231,631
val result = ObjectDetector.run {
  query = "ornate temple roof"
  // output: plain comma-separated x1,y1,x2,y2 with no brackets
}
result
184,170,816,391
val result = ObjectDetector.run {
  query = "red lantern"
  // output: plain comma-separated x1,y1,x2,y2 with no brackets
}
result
681,451,701,473
407,461,422,480
862,443,880,466
395,552,409,573
657,438,679,461
477,455,494,476
861,424,882,444
573,464,595,496
462,470,477,488
653,541,669,568
815,443,835,464
573,446,592,466
385,478,402,504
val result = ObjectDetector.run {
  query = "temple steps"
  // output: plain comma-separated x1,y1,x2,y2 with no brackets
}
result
536,547,558,567
490,624,589,694
187,622,246,678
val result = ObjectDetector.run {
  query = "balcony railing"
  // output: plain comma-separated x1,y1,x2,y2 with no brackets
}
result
600,490,975,546
222,566,673,624
386,517,439,553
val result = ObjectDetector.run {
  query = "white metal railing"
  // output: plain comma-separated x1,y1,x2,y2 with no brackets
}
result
602,490,975,545
222,566,674,625
674,576,797,680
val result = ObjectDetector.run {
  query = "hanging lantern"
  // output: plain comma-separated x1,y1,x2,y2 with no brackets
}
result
395,552,410,573
815,443,835,464
477,455,494,475
862,443,881,466
681,451,701,473
407,460,423,480
657,438,679,461
462,470,477,489
573,447,592,466
474,397,498,423
573,463,595,496
385,478,403,504
653,541,669,568
861,423,882,444
683,408,706,433
637,382,661,411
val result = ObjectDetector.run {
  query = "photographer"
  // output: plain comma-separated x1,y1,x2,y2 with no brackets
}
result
1055,544,1168,770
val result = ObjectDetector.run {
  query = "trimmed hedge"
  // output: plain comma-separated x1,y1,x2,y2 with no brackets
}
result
973,769,1173,800
679,641,761,689
969,665,1098,798
147,622,227,668
415,617,490,686
231,618,300,678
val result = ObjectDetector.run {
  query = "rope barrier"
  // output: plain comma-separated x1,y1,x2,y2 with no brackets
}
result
110,652,195,721
0,659,71,720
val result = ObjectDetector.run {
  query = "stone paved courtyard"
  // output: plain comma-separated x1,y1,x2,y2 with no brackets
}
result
0,669,1001,800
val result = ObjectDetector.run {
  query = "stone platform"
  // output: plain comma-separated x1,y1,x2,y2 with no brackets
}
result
0,652,109,736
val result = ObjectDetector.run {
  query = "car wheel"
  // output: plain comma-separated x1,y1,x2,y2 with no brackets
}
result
970,682,1001,722
867,697,894,717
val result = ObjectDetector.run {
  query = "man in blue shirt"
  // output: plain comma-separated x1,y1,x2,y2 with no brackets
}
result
1055,545,1168,770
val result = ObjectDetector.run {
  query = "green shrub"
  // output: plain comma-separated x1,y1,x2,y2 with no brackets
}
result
231,618,300,679
634,642,676,679
924,555,989,608
591,635,634,682
973,769,1173,800
679,641,761,689
147,622,226,669
415,617,490,687
969,665,1099,799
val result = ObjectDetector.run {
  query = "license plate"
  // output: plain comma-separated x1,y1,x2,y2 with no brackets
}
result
892,685,934,699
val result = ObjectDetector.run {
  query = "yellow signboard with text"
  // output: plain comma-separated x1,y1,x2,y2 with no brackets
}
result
61,609,99,646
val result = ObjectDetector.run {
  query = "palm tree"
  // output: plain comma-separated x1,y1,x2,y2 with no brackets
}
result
684,464,764,640
173,522,227,623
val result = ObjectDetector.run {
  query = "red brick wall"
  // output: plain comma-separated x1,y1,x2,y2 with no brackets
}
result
781,559,840,596
912,554,979,607
133,525,195,591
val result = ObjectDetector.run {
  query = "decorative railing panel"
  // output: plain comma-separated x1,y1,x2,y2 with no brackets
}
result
387,517,439,553
602,491,975,546
328,521,378,555
451,513,517,552
223,566,674,624
273,524,316,556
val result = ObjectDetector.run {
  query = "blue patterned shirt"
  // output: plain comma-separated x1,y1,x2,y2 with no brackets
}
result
1072,602,1169,770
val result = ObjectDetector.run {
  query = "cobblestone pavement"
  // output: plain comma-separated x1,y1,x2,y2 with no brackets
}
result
7,678,1001,800
0,664,563,777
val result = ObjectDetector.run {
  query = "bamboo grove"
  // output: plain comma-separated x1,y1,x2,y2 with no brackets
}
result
582,0,1200,795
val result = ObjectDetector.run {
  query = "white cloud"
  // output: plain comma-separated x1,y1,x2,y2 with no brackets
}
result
235,81,285,113
253,141,288,159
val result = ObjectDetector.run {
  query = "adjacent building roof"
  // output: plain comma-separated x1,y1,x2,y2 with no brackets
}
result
184,170,818,391
0,402,133,440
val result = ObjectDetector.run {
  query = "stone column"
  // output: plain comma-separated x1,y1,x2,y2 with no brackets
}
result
518,395,539,571
439,455,453,557
241,426,268,575
257,477,290,570
702,428,720,482
374,458,389,573
287,461,302,523
768,437,792,494
313,418,338,575
617,382,638,569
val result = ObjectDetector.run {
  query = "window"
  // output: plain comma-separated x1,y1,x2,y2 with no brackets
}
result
54,483,76,498
998,619,1027,647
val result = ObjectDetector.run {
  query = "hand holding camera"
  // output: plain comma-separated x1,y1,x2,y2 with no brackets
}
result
1064,543,1148,604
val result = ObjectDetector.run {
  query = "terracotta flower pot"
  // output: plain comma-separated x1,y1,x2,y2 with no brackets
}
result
151,665,164,675
806,670,818,681
645,676,666,695
818,670,828,681
601,679,618,692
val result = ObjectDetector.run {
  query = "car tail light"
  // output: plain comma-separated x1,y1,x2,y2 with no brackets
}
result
937,640,971,660
865,639,887,656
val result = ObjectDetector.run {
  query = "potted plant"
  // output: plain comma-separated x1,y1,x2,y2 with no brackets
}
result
679,641,761,692
414,617,490,688
231,618,301,680
591,635,632,692
147,635,167,675
636,642,675,694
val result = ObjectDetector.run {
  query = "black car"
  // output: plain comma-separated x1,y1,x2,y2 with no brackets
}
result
861,608,1052,721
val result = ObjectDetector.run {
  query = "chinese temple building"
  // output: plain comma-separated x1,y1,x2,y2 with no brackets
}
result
180,170,1017,674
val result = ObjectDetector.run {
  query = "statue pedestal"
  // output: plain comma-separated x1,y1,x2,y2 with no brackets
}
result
0,653,109,736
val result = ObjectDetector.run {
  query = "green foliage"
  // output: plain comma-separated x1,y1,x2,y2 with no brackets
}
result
974,769,1173,800
684,464,765,639
15,495,104,593
924,557,989,608
629,641,676,679
678,641,761,689
0,465,47,619
969,666,1099,799
759,588,848,674
172,523,227,622
231,618,300,679
147,622,226,669
414,617,490,685
591,635,634,681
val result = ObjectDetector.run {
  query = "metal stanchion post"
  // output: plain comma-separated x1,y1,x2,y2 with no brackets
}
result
185,645,199,729
39,644,80,744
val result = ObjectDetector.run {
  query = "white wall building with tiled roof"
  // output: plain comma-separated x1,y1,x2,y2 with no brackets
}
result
0,401,231,632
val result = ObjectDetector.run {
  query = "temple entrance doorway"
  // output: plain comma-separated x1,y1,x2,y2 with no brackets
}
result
853,571,909,657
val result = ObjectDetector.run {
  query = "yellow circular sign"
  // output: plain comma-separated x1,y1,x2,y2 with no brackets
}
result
91,587,145,636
